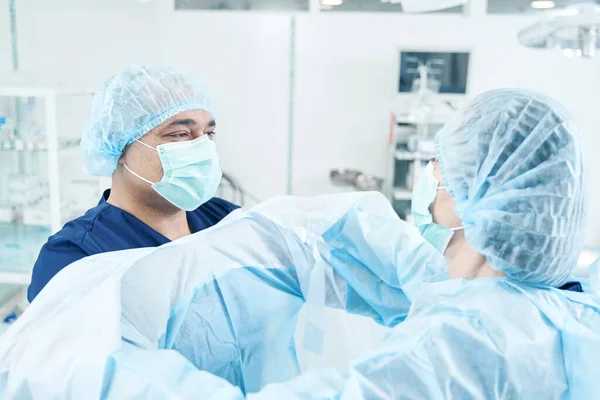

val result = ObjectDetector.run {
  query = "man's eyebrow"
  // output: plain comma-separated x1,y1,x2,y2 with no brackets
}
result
164,119,197,129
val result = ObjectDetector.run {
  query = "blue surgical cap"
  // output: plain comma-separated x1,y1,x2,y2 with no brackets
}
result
436,89,587,286
81,64,216,176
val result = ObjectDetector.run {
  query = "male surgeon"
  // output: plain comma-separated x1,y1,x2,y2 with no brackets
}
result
28,65,237,302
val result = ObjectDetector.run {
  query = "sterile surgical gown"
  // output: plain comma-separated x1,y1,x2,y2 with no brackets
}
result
2,192,599,399
97,266,600,399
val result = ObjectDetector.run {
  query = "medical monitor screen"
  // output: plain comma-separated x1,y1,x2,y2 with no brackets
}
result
399,51,470,94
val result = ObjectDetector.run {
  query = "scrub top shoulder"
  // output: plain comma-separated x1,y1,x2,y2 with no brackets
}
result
28,190,238,302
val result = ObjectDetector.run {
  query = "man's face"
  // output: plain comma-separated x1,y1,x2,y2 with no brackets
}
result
118,109,216,206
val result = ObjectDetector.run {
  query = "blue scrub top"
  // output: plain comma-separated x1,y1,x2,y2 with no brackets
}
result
28,190,239,302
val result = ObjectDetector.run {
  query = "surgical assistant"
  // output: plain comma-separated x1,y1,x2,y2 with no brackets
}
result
28,65,238,302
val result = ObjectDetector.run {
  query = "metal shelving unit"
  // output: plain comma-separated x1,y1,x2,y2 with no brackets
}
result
0,87,95,286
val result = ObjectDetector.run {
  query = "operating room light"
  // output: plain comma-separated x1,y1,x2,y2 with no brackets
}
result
519,3,600,58
321,0,343,6
531,1,556,9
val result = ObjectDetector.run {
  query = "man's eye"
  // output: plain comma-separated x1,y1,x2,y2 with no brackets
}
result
206,131,216,137
169,132,190,139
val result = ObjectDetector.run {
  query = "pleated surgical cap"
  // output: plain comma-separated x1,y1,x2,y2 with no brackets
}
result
436,89,587,286
81,64,216,176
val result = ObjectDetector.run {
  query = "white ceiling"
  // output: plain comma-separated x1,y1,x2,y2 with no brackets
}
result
20,0,600,13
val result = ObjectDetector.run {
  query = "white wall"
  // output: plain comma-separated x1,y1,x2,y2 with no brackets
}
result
1,0,600,243
3,0,159,85
291,11,600,244
0,2,11,76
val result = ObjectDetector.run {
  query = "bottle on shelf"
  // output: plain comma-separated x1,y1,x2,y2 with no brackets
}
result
0,117,16,150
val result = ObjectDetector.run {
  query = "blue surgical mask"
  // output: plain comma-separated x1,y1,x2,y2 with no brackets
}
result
411,162,462,254
124,135,222,211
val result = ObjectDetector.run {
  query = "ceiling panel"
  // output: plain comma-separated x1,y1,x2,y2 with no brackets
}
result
175,0,309,10
487,0,600,14
321,0,464,12
175,0,464,12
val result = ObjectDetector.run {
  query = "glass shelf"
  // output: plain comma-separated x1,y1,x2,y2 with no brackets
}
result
0,88,93,288
0,139,80,153
395,150,434,162
0,222,51,277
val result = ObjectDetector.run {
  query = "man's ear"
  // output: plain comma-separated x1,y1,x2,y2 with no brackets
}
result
117,146,128,165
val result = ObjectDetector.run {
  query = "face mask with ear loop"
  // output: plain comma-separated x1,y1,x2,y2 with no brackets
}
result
411,162,463,254
123,135,223,211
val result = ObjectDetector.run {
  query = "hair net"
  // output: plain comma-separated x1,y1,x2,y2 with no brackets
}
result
436,88,587,286
81,64,216,176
